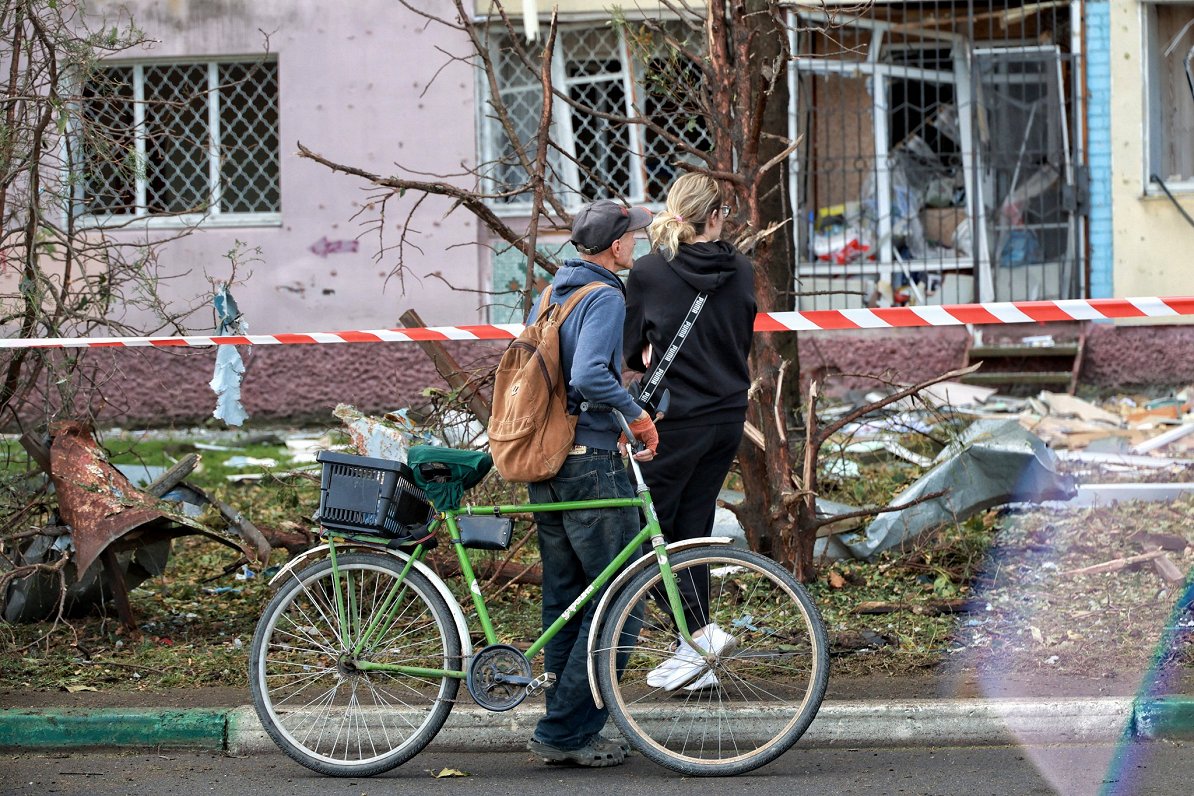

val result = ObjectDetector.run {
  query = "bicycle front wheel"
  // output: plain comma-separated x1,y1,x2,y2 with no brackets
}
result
249,553,461,776
596,546,828,776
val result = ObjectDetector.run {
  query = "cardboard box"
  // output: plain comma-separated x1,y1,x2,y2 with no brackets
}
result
922,207,966,246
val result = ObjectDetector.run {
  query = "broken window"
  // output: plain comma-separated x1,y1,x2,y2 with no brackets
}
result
793,1,1084,308
479,20,711,210
78,59,281,221
1145,2,1194,191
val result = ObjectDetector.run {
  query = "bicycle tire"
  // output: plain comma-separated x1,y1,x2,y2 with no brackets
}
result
249,553,460,776
595,546,828,776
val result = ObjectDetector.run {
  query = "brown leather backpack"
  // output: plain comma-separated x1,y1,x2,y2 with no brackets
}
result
488,283,610,482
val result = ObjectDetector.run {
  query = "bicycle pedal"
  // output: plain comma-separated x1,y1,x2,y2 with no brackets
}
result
526,672,556,696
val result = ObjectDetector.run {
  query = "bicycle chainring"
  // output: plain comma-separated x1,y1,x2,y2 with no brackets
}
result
466,643,533,712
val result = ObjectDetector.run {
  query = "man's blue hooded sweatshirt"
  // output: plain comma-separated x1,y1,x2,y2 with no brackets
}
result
527,259,642,451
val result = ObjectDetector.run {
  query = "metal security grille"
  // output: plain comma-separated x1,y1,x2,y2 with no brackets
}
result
560,26,634,200
792,1,1086,308
78,59,280,220
219,62,281,214
143,63,209,214
79,66,136,215
488,41,546,204
482,20,711,209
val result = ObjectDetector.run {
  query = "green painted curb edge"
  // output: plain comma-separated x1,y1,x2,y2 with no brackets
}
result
1135,698,1194,740
0,708,228,750
1,699,1192,751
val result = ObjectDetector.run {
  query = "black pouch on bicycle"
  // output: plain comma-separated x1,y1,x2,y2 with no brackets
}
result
456,516,514,550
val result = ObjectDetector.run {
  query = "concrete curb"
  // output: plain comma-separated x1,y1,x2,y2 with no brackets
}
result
3,698,1191,753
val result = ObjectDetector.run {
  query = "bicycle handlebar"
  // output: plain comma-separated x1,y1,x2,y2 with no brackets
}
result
579,401,643,454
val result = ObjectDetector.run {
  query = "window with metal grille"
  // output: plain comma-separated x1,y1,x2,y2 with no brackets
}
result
77,59,280,221
480,21,711,211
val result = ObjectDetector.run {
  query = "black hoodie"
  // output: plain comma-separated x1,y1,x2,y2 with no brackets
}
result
624,241,756,429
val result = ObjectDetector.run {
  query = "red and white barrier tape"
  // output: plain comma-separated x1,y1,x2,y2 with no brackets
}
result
2,297,1191,349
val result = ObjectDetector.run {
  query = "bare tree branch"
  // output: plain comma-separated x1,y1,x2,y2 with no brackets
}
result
816,363,982,444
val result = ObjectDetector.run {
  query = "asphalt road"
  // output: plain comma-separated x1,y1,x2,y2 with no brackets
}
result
4,741,1190,796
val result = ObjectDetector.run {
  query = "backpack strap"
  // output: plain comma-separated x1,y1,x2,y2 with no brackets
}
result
541,281,612,325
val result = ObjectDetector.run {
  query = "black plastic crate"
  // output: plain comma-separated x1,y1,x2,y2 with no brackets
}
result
316,451,434,537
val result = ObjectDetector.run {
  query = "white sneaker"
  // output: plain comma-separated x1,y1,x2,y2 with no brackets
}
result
682,669,720,691
644,623,736,691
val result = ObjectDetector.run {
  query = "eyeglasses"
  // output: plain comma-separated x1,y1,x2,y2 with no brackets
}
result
718,205,732,218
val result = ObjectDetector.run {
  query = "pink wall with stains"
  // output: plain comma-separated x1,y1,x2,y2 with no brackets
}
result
86,0,486,334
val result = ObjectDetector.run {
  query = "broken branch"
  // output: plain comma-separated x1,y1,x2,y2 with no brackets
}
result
1059,549,1166,577
817,363,982,443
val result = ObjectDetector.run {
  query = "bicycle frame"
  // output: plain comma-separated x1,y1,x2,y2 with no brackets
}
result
315,455,700,683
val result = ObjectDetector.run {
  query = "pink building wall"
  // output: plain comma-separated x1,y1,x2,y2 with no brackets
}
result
14,323,1190,431
87,0,486,333
6,3,1194,430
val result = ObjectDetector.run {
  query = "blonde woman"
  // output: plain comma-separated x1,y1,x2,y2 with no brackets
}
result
623,173,756,692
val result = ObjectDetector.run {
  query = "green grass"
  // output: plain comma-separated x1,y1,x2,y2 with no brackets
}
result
0,424,1008,692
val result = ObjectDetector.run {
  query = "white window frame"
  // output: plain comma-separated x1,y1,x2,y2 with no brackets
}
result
478,19,688,216
1142,0,1194,195
75,57,281,229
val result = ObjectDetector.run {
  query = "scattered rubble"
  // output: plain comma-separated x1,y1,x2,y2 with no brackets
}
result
809,381,1194,565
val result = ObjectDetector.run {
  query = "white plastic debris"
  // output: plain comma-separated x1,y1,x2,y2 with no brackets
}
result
210,285,249,427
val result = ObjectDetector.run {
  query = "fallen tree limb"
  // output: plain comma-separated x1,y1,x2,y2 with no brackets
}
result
1059,549,1165,576
145,454,200,498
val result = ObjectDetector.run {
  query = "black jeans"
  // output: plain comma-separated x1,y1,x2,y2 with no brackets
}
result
528,449,639,750
639,421,743,634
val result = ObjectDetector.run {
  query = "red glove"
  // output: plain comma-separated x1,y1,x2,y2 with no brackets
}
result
621,412,659,457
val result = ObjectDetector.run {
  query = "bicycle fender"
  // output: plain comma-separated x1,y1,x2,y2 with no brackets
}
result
268,542,473,660
585,536,735,709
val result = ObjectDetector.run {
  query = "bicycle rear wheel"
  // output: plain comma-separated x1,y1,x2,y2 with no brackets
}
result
595,546,828,776
249,553,460,776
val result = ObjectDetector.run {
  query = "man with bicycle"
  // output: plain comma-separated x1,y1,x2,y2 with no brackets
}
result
524,199,659,768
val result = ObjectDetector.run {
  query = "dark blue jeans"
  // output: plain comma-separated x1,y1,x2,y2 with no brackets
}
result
528,449,639,750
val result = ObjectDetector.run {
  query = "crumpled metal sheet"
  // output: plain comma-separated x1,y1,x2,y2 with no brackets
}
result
49,421,255,576
817,419,1078,562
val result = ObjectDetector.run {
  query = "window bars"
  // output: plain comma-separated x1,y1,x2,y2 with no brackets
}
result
78,59,280,222
480,21,711,210
792,1,1086,308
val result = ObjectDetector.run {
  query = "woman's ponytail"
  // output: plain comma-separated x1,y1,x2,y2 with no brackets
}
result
647,173,722,261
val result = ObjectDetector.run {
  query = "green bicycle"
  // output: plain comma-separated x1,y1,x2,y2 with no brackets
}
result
248,410,828,777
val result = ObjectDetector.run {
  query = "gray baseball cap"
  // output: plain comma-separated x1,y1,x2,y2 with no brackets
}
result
570,200,653,255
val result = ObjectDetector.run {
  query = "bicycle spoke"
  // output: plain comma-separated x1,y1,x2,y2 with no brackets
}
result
597,549,828,775
251,555,460,774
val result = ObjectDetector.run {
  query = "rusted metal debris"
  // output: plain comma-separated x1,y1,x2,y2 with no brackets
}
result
49,421,263,579
50,421,185,578
9,421,272,630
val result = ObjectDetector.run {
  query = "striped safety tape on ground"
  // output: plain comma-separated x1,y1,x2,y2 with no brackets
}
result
1,296,1191,349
